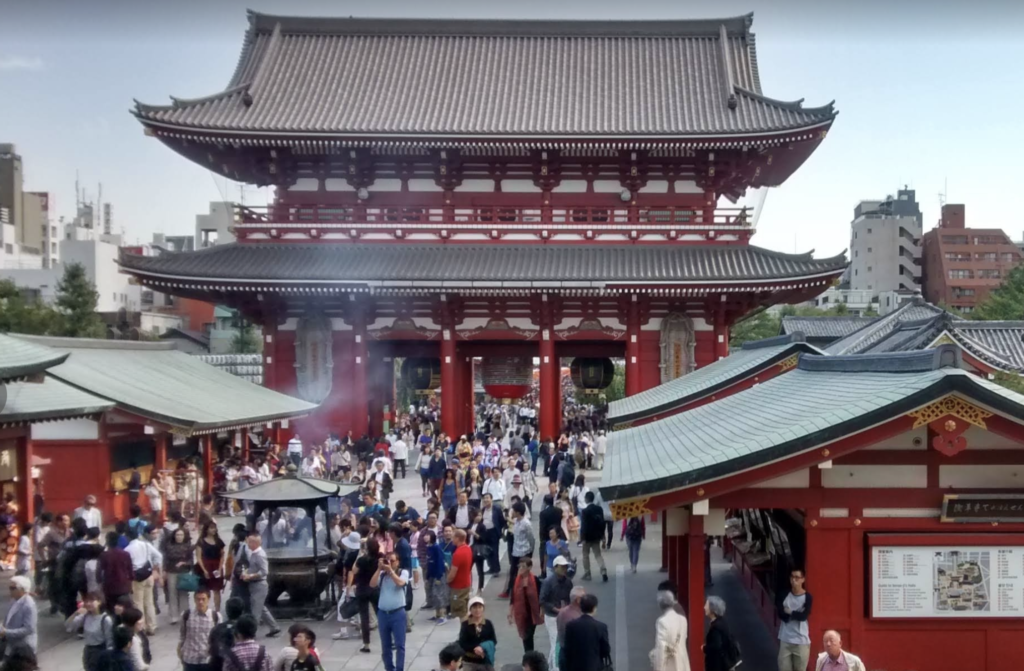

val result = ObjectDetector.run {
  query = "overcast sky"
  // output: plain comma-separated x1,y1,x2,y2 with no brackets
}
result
2,0,1022,257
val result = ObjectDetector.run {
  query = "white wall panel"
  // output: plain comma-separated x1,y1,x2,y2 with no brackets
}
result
822,465,927,488
750,469,810,488
32,418,100,440
940,465,1024,488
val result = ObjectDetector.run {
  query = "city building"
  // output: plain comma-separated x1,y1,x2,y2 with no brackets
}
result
122,11,846,447
195,201,235,248
922,204,1024,313
0,145,58,268
848,187,922,298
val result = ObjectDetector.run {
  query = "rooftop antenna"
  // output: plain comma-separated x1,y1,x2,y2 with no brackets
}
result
938,177,947,209
75,170,80,210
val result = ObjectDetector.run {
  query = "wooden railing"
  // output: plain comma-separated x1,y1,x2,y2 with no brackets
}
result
234,204,753,228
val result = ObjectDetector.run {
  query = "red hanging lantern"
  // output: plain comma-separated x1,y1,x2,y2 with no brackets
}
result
481,356,532,400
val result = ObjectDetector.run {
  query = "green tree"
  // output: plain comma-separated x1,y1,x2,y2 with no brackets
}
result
231,318,261,353
730,309,781,347
0,279,59,334
53,263,105,338
972,265,1024,321
574,362,626,405
993,371,1024,395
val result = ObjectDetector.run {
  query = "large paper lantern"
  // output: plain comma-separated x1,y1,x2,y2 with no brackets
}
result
481,356,532,400
401,358,441,394
570,357,615,394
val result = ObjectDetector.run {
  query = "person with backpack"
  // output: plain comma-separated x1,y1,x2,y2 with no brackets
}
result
178,588,221,671
119,607,151,671
703,596,741,671
224,614,271,671
95,625,136,671
578,492,608,583
66,592,113,671
622,516,646,574
208,597,245,671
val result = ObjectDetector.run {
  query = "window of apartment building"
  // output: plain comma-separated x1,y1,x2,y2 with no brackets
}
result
943,235,969,244
953,288,976,298
977,252,997,262
854,251,858,258
3,244,12,254
945,252,970,261
949,269,973,279
958,305,974,314
977,269,1001,279
867,266,872,272
1003,253,1018,262
973,236,1003,245
867,228,872,234
867,247,872,253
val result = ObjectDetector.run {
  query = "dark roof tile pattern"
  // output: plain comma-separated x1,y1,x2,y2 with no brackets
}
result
780,316,874,340
0,333,69,383
118,243,847,285
134,13,836,137
824,301,948,355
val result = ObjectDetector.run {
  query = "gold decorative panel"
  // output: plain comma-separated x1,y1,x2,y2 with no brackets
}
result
609,497,652,521
907,395,992,430
778,354,799,371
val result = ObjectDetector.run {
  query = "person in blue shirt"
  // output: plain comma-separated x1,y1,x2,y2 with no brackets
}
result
527,438,540,475
544,526,569,571
371,551,410,671
423,530,449,625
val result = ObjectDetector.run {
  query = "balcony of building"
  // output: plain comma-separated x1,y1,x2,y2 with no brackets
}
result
231,203,755,244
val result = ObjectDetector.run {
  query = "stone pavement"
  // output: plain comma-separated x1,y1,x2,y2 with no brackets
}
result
21,451,776,670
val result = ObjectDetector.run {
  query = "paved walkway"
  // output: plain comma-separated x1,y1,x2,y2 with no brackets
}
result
19,452,778,670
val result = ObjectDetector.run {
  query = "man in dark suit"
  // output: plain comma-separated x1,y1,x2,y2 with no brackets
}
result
561,594,610,671
479,493,506,574
537,495,564,579
445,491,479,532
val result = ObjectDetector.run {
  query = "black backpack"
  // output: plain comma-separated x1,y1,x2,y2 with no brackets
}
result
625,517,643,541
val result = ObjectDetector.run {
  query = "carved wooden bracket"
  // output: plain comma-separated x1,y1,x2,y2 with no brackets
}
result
908,395,994,458
609,497,652,521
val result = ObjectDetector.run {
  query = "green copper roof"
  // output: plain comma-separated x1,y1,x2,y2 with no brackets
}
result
0,333,69,383
606,334,819,425
600,348,1024,502
0,378,114,427
11,336,317,435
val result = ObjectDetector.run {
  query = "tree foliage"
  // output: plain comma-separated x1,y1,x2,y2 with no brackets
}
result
574,362,626,405
993,371,1024,395
0,279,58,334
231,318,261,353
53,263,106,338
971,265,1024,321
730,303,872,348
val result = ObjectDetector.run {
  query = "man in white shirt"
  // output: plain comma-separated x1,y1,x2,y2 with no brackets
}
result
126,528,162,635
73,495,103,530
390,435,409,479
482,470,506,503
287,433,303,467
594,431,608,470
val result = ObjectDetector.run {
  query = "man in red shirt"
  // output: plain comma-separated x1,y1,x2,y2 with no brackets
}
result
446,529,474,620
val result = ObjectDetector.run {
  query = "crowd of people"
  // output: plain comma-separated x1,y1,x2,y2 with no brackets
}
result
0,393,872,671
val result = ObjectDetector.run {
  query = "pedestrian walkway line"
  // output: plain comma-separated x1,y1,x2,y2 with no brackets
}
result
615,564,628,671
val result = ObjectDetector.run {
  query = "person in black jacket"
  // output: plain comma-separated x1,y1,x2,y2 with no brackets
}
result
578,492,608,583
537,496,564,579
703,596,741,671
561,594,610,671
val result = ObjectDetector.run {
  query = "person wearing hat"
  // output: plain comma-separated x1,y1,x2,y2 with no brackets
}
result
1,575,37,656
539,555,574,663
457,596,497,671
504,475,530,514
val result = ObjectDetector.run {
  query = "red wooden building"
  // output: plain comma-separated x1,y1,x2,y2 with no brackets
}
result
604,347,1024,671
121,12,845,441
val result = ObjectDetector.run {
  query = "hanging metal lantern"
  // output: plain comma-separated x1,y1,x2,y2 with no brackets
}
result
570,357,615,394
480,356,532,400
401,357,441,395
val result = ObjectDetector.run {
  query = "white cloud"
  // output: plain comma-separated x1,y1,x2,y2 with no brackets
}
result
0,56,44,72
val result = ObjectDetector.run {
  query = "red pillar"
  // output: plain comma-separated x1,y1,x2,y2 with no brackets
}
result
625,295,641,396
661,517,669,572
263,322,278,390
352,317,370,438
713,307,729,361
459,351,474,435
202,435,213,496
440,329,459,440
688,514,706,671
15,435,34,525
154,433,168,523
539,329,560,440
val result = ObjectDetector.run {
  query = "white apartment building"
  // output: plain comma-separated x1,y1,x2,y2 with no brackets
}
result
848,188,922,298
195,201,235,248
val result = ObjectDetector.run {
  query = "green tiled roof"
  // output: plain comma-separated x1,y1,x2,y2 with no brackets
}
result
0,333,69,382
0,378,114,427
607,334,819,424
12,336,317,435
600,350,1024,501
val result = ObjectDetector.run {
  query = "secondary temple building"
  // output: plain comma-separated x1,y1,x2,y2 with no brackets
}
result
121,11,845,442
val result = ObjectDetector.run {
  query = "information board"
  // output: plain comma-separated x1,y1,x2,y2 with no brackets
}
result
872,546,1024,618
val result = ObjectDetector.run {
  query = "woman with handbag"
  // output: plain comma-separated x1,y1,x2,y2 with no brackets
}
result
162,528,194,625
703,596,741,671
334,537,380,653
458,596,497,671
469,512,489,593
194,521,226,613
